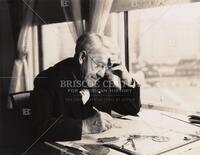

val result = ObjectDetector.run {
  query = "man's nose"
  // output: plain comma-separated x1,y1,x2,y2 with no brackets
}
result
96,68,106,78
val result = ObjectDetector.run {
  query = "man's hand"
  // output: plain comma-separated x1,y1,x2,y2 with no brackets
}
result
82,111,113,134
80,89,90,104
106,64,133,88
111,64,133,85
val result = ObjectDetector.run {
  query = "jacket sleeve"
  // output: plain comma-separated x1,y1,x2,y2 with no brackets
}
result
30,76,82,142
111,81,141,116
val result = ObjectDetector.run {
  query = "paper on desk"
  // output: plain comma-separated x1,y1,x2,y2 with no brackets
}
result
57,116,146,154
57,115,155,146
139,109,200,135
57,110,200,155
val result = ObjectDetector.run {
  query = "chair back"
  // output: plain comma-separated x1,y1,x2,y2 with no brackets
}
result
3,91,34,153
10,91,32,117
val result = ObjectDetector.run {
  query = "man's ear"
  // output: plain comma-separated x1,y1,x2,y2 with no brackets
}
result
78,50,87,64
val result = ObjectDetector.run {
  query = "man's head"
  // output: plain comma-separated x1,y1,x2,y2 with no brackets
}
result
74,33,120,87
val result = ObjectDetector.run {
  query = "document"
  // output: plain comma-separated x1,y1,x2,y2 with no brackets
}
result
57,110,200,155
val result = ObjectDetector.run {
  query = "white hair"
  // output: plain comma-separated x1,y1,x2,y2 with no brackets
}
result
75,33,119,58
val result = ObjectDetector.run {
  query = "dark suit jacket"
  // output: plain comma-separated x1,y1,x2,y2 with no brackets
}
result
30,58,141,141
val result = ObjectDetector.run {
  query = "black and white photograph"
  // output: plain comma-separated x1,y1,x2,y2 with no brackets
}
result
1,0,200,154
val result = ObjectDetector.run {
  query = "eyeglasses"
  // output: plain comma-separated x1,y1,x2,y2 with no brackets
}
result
84,50,113,71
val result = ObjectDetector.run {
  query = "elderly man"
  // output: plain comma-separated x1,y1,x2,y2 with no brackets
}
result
30,33,141,141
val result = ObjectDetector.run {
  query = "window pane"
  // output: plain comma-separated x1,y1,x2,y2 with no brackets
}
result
106,13,125,65
128,3,200,113
42,22,75,69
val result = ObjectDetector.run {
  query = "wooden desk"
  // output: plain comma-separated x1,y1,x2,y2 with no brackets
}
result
44,109,200,155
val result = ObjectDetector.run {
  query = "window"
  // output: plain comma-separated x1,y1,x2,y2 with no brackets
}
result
40,13,125,70
128,3,200,113
41,22,75,70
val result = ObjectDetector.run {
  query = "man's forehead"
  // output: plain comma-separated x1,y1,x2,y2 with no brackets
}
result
93,46,118,54
90,53,110,65
89,47,120,63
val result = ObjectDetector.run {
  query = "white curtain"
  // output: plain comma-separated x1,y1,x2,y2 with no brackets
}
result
62,0,84,40
8,0,39,108
87,0,113,34
62,0,114,41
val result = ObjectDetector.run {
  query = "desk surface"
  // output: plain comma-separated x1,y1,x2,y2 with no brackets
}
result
48,109,200,155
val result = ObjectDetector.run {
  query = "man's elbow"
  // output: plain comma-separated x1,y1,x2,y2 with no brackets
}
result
129,100,141,115
135,101,141,114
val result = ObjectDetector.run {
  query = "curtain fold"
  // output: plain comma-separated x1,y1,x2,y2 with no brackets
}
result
62,0,114,41
8,0,39,108
63,0,84,40
87,0,113,34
